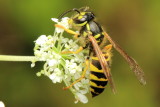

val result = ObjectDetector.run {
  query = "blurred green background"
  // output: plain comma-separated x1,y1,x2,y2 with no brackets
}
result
0,0,160,107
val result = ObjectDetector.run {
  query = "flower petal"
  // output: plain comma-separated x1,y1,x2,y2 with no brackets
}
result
75,93,88,104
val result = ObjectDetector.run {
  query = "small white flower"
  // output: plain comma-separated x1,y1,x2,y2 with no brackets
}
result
79,89,88,94
48,59,57,66
74,82,82,90
62,38,69,43
35,35,48,45
49,68,63,83
74,73,81,80
60,17,70,29
52,17,70,33
51,18,58,23
81,78,89,84
75,93,88,104
0,101,5,107
31,62,35,68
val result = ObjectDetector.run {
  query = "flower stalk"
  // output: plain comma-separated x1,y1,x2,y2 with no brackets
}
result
0,55,37,62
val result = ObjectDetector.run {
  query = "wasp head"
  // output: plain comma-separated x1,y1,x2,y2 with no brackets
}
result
59,7,95,26
72,10,95,26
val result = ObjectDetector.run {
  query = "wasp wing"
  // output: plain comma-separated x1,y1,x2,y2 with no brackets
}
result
88,35,116,94
103,32,146,85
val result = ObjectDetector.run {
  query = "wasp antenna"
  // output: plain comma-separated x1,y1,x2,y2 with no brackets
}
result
72,8,80,13
58,8,80,19
79,6,90,12
58,9,73,19
83,6,90,11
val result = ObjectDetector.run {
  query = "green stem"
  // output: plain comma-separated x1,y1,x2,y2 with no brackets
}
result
0,55,37,62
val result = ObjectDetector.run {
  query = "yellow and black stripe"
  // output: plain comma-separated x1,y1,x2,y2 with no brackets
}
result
89,56,109,97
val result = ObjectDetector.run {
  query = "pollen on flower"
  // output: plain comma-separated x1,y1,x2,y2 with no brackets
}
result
33,17,90,103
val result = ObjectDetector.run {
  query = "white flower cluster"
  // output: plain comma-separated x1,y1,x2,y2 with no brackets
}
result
33,17,90,103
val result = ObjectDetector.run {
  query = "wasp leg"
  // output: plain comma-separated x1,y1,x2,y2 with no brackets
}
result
103,44,112,52
55,24,79,38
63,59,89,90
102,44,113,67
61,47,83,54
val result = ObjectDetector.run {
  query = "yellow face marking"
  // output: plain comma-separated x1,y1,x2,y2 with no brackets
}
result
80,12,86,15
78,15,83,19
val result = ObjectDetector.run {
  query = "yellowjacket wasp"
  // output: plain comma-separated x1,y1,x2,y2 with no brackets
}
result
55,7,146,97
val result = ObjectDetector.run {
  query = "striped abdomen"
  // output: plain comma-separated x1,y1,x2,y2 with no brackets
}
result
89,56,109,97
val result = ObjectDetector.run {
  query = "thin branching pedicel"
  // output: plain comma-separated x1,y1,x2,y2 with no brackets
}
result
33,17,89,103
